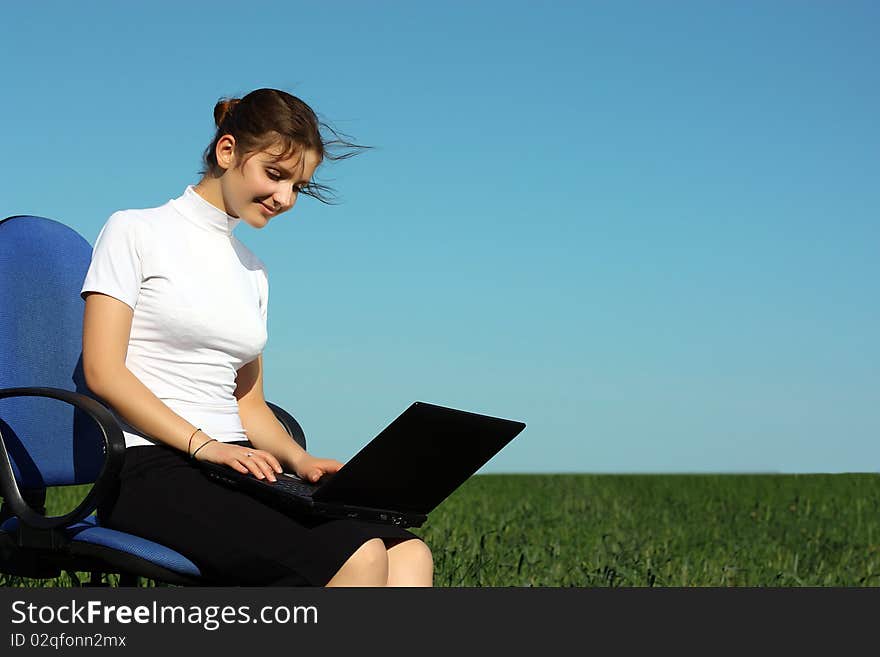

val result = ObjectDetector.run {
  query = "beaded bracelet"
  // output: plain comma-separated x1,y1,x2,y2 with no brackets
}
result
187,428,203,456
191,438,217,460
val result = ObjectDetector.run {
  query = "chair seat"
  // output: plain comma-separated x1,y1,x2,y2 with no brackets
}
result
1,515,202,577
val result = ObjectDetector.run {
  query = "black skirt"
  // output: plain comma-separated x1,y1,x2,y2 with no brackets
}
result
97,441,419,586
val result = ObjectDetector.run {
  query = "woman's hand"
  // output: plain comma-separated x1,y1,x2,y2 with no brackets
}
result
192,438,283,482
294,453,344,483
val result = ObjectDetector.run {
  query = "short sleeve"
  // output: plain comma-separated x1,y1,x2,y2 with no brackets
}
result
80,211,144,310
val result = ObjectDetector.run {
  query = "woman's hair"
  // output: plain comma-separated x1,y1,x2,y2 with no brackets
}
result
201,88,369,204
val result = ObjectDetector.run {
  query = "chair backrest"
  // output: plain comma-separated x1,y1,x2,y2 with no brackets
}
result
0,215,104,488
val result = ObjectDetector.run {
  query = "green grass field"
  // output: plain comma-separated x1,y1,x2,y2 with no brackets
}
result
3,474,879,587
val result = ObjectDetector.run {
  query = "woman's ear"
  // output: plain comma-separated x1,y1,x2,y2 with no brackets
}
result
215,134,237,171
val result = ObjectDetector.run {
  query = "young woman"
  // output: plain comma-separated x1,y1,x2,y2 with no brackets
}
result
80,88,433,587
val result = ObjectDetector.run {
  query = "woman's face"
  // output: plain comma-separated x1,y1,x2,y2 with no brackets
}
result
217,137,321,229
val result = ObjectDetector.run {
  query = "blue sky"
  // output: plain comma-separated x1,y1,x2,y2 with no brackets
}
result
2,1,877,473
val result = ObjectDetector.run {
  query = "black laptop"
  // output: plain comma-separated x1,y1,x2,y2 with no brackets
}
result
198,401,525,528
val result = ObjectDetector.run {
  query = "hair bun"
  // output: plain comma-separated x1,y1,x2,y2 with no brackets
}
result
213,98,241,127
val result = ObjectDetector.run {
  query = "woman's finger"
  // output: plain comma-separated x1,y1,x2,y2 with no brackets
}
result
228,458,249,474
241,448,282,474
256,450,283,473
237,450,275,481
320,459,343,473
254,457,279,482
249,450,280,480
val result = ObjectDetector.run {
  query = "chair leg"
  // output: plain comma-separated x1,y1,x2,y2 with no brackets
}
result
86,571,109,587
118,573,140,587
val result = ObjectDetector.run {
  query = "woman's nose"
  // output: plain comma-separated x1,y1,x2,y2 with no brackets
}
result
273,184,294,210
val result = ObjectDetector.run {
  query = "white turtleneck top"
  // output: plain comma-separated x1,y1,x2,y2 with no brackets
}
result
80,185,269,448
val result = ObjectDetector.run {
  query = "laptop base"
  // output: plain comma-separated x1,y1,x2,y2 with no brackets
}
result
201,465,426,528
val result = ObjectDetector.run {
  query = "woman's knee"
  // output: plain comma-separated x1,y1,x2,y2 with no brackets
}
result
398,538,433,566
387,539,433,571
386,538,433,586
336,538,389,581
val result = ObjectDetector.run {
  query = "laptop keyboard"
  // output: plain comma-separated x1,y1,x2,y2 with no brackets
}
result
270,475,316,497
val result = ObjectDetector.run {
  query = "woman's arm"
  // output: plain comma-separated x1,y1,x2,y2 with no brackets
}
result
82,292,281,480
236,355,343,480
82,292,202,453
234,355,306,469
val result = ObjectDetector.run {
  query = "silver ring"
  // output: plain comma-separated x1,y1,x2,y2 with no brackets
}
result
246,452,253,458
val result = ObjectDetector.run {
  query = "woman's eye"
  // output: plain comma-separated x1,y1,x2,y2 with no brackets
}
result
267,170,281,180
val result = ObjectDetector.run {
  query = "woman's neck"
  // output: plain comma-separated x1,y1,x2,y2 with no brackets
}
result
193,177,229,215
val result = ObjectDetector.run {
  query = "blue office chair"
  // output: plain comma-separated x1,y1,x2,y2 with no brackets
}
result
0,214,307,586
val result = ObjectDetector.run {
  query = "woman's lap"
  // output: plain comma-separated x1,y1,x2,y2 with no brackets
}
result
98,442,418,586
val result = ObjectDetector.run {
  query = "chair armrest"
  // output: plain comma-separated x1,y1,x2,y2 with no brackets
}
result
265,401,307,451
0,387,125,532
